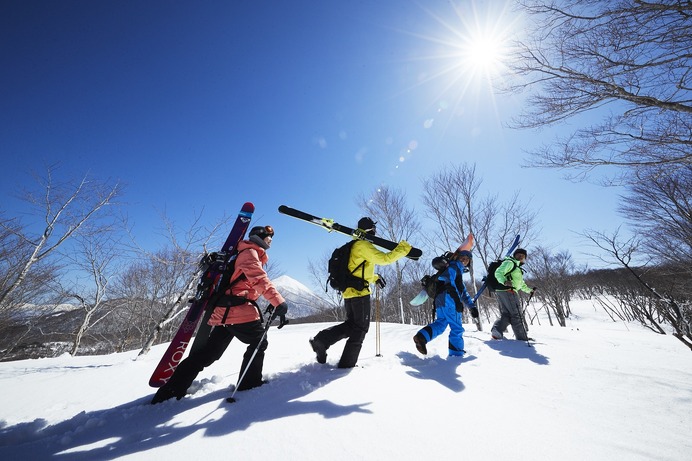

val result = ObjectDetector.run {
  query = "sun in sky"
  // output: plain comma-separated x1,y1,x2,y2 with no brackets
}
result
377,1,522,177
459,25,510,81
403,1,520,103
381,0,522,161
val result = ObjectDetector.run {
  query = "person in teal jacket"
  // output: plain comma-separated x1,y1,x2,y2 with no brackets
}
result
490,248,534,341
309,217,412,368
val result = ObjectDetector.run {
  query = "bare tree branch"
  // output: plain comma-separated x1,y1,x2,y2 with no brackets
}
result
507,0,692,179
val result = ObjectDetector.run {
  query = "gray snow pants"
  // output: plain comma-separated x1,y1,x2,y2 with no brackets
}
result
491,290,529,341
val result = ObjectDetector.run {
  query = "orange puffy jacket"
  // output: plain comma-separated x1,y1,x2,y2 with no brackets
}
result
208,239,286,326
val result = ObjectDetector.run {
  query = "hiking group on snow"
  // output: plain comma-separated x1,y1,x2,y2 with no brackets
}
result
151,206,536,405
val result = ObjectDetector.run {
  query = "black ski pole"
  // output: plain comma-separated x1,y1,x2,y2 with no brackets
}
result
227,311,274,404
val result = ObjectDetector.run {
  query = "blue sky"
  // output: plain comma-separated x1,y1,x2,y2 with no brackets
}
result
0,0,623,289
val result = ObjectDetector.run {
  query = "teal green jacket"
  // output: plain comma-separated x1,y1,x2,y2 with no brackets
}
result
494,256,532,294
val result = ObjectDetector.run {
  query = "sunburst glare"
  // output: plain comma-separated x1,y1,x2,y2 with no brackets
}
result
461,28,509,79
394,1,521,117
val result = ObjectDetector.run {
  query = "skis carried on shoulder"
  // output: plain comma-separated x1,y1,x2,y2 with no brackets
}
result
410,233,474,306
278,205,422,260
472,234,521,303
148,202,254,388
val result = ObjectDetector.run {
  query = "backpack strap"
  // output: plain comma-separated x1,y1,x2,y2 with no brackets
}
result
210,248,258,323
351,259,366,283
501,258,519,286
349,250,368,291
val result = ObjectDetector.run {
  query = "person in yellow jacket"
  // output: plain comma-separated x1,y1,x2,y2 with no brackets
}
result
310,217,412,368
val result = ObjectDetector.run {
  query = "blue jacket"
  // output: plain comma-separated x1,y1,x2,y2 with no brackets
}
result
435,260,474,309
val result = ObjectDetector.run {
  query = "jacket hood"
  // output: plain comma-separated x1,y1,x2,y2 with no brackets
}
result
238,239,268,264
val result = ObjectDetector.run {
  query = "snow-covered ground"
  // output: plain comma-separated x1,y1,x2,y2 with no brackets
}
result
0,299,690,461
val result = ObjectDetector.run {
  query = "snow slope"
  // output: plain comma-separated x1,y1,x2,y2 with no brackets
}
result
0,299,690,461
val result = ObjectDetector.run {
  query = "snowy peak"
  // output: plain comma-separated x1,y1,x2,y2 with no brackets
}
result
271,275,323,318
273,275,315,297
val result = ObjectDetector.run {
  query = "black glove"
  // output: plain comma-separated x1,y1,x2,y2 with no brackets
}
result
469,307,479,318
531,286,538,294
376,274,386,289
268,302,289,329
455,303,464,313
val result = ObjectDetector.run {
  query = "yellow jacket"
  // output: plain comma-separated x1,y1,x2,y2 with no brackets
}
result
342,239,412,299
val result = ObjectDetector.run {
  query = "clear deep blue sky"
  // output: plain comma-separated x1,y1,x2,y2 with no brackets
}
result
0,0,622,289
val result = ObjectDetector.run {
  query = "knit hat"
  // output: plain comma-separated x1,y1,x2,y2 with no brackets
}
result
514,248,527,258
457,250,473,260
357,217,376,234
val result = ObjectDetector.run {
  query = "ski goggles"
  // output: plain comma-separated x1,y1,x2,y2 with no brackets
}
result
250,225,275,239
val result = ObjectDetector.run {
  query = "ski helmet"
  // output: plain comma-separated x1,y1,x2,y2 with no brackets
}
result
458,250,473,260
249,225,274,240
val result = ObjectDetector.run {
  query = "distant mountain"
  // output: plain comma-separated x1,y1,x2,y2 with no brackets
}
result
270,275,325,319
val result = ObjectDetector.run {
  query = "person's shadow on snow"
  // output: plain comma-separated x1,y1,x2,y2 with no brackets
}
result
0,363,370,461
396,350,476,393
483,338,550,365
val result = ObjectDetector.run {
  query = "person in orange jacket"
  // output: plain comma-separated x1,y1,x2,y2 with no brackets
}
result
152,225,288,404
309,217,412,368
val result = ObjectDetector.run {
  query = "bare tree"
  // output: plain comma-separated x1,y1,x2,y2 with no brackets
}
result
422,163,539,265
421,163,481,254
307,256,346,322
0,213,63,313
619,165,692,276
65,226,123,355
0,168,121,311
529,246,575,327
583,228,692,351
421,162,539,325
507,1,692,180
0,168,120,356
135,212,232,357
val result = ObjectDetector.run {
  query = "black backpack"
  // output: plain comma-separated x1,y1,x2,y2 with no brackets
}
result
485,258,517,292
420,274,442,298
327,241,367,292
205,249,258,323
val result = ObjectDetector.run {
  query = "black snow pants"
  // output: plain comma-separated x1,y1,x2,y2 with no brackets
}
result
313,294,371,368
161,319,268,395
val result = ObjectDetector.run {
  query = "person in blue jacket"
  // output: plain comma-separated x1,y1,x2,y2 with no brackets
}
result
413,250,478,357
